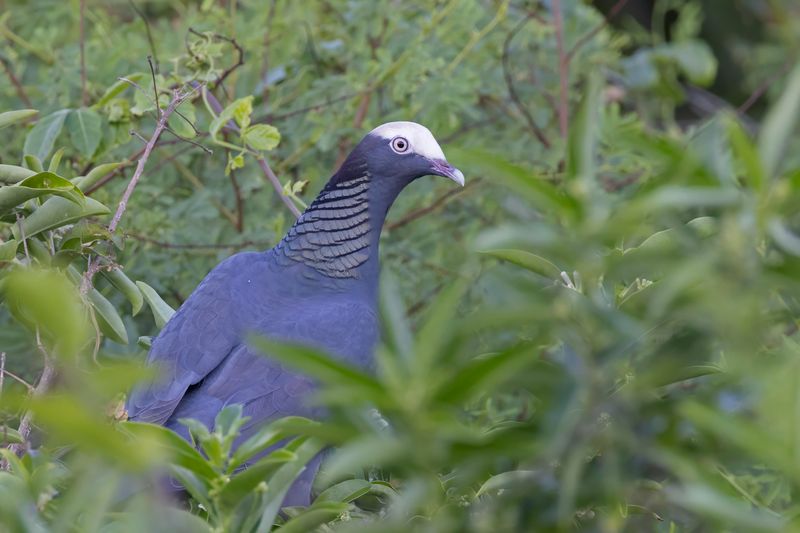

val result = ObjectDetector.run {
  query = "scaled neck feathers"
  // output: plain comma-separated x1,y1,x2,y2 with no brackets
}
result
274,155,378,280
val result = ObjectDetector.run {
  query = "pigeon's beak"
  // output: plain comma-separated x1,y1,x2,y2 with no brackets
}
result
430,159,465,187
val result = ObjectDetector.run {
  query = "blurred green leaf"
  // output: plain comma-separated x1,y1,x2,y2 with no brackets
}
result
23,109,70,163
0,109,37,130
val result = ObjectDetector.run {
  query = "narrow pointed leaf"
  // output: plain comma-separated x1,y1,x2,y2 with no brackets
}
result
23,109,70,162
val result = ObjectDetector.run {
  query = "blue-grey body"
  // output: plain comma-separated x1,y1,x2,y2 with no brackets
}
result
126,123,464,506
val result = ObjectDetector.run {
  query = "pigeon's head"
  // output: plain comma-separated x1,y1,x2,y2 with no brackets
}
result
352,121,464,188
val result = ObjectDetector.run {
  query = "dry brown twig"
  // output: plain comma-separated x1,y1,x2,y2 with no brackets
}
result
81,83,203,294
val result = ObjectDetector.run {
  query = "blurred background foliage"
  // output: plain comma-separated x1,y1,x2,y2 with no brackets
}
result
1,0,800,531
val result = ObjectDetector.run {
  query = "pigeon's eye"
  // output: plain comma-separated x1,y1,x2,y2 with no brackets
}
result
391,136,409,154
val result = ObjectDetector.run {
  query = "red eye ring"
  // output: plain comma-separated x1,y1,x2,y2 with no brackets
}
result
391,136,409,153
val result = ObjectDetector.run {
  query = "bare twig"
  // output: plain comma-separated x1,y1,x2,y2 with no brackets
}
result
551,0,569,139
229,168,245,232
257,157,301,218
0,352,4,396
502,14,551,148
126,231,272,250
0,55,32,107
738,61,794,114
82,85,199,294
387,179,480,231
260,0,278,105
79,0,87,106
147,56,159,114
109,89,195,234
1,368,34,392
565,0,629,62
253,92,362,123
128,0,159,70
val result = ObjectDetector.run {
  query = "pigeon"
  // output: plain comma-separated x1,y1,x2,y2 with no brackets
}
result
126,121,464,505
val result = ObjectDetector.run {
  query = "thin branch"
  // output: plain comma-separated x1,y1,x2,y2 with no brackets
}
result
82,86,198,294
0,352,4,396
228,168,245,232
257,157,301,218
79,0,87,106
260,0,278,105
0,55,32,107
253,92,362,123
565,0,629,63
147,56,159,116
738,61,794,114
128,0,159,70
1,368,34,393
109,90,192,234
387,179,480,231
551,0,569,139
501,14,551,148
126,231,272,250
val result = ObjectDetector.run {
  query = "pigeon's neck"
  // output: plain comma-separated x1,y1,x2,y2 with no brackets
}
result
275,158,403,285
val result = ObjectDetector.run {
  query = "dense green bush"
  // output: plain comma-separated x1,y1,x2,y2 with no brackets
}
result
1,0,800,531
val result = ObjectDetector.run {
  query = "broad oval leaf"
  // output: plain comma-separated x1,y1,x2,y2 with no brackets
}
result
243,124,281,151
23,109,70,163
66,108,103,158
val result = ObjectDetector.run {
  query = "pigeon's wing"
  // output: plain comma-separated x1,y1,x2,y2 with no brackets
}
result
126,253,259,425
163,298,379,433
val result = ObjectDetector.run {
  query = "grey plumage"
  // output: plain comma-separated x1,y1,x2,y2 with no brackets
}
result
126,122,464,506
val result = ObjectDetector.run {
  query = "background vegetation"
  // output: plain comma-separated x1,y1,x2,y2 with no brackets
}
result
1,0,799,531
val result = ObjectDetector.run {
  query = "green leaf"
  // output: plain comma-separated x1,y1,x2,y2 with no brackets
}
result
0,109,37,130
88,287,128,344
0,164,36,184
23,109,70,162
135,281,176,329
48,147,65,173
448,147,581,220
0,426,24,444
278,501,348,533
0,239,18,260
250,337,385,401
315,479,371,503
66,108,102,158
210,95,252,141
255,437,326,533
101,267,143,315
0,171,85,215
73,161,124,192
434,343,537,404
94,72,146,108
663,40,718,86
121,421,218,481
12,195,110,240
476,470,541,497
168,101,197,139
480,249,561,278
243,124,281,151
218,449,297,509
229,416,321,470
758,62,800,178
566,73,601,187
